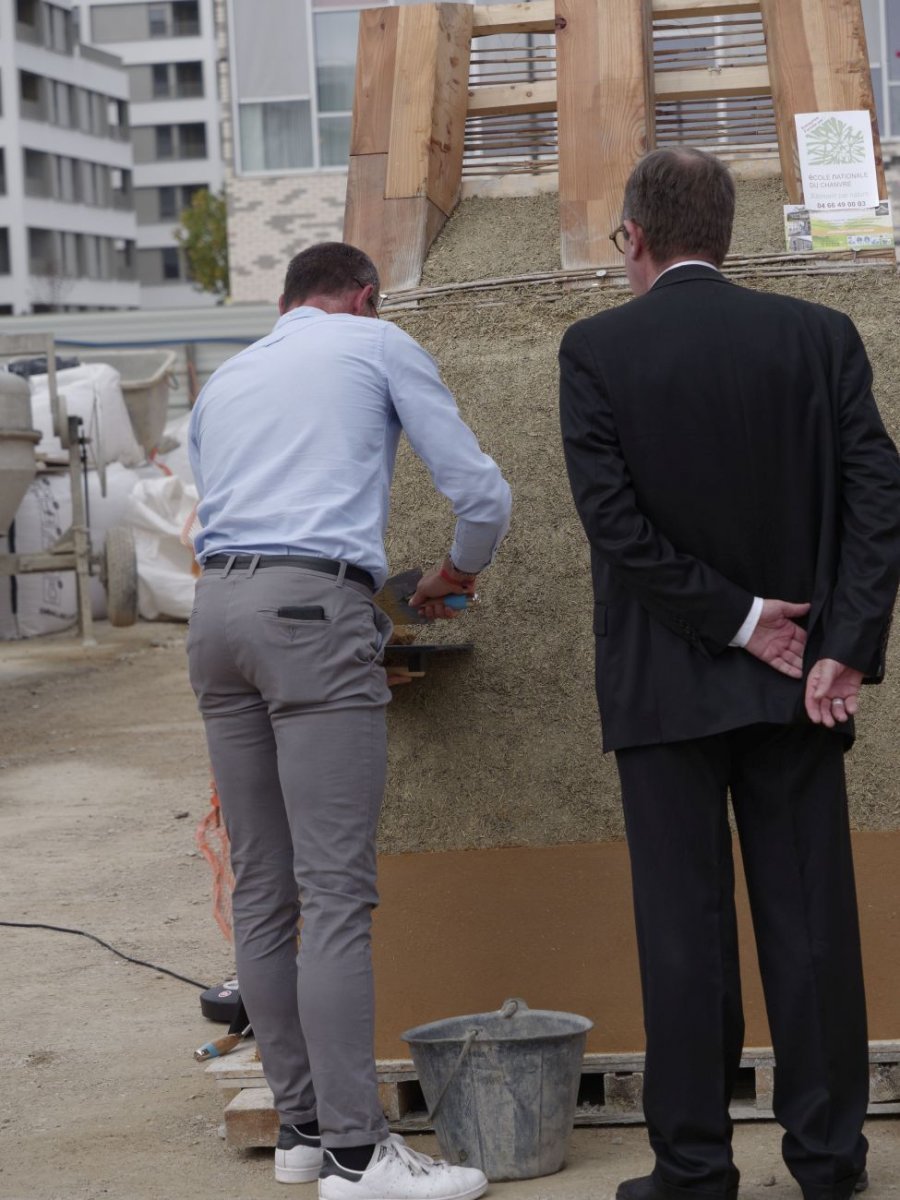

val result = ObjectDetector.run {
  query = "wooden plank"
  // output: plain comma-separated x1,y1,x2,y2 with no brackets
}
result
386,4,441,200
472,0,555,37
473,0,757,36
556,0,656,269
350,7,399,157
467,79,558,117
343,152,388,266
381,196,448,292
653,0,760,16
654,62,770,101
759,0,887,203
428,3,474,216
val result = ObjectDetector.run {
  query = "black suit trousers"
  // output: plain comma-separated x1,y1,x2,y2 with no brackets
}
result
615,723,869,1200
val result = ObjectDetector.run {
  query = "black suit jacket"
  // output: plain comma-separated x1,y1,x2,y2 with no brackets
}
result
559,265,900,752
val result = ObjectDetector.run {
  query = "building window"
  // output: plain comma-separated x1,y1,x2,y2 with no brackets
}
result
152,63,170,97
240,101,314,171
175,61,204,97
158,185,178,219
0,149,6,195
155,125,175,158
149,3,168,36
0,229,10,276
180,122,207,158
16,0,41,42
172,0,200,36
162,247,181,279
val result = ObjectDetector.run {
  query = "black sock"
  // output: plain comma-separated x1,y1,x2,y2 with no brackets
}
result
330,1144,376,1172
293,1119,320,1141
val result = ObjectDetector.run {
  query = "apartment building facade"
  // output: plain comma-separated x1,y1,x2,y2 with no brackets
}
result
76,0,223,307
0,0,139,314
218,0,900,306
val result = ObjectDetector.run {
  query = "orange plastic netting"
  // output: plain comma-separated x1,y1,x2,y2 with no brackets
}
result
195,777,234,942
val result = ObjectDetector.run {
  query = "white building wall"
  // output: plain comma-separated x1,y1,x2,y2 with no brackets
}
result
76,0,224,308
0,0,140,314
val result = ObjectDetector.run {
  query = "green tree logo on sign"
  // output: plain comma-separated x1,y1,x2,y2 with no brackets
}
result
806,117,866,166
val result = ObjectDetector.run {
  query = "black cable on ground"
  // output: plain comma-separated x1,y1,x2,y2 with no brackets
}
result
0,921,209,989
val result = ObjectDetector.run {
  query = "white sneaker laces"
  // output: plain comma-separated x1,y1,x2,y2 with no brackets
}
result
388,1137,442,1177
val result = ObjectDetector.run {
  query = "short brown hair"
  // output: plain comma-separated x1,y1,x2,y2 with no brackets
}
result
622,148,735,266
282,242,379,308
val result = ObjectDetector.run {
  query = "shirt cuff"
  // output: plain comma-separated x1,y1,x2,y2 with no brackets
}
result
729,596,764,648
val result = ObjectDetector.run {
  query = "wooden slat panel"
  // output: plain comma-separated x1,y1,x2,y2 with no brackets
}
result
427,3,474,216
655,63,770,101
472,0,555,37
386,5,441,199
556,0,655,269
467,79,558,117
759,0,886,203
350,7,399,157
382,196,447,291
653,0,760,16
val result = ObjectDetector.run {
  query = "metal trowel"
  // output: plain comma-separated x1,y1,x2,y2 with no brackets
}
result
375,568,473,625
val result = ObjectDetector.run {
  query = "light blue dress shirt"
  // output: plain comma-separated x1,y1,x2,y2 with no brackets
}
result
188,306,511,589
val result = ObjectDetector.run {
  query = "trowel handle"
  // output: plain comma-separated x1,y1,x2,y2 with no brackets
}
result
445,594,470,611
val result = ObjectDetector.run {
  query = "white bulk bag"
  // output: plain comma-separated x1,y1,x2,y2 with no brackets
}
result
125,475,199,621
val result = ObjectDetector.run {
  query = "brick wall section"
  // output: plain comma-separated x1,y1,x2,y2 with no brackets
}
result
213,0,349,305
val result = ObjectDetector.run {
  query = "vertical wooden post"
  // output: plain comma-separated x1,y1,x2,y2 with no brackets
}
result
344,3,472,292
556,0,655,270
759,0,886,204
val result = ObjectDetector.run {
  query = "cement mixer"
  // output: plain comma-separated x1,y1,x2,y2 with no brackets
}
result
0,333,138,643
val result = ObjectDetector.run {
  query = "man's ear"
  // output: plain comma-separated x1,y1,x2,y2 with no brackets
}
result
624,220,644,259
350,284,376,317
277,294,287,315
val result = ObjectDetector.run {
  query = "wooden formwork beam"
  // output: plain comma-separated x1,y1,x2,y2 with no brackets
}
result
759,0,886,203
556,0,656,270
472,0,554,37
654,63,770,101
467,63,771,119
654,0,761,16
467,80,558,117
472,0,760,37
344,4,473,291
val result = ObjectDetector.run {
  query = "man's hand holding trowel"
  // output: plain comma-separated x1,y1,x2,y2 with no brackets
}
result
409,555,478,621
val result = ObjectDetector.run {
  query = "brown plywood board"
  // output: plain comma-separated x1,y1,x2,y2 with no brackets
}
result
372,831,900,1060
350,7,399,157
759,0,887,204
556,0,656,269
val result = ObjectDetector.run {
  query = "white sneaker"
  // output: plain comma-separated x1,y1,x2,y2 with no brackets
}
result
275,1123,325,1184
318,1136,488,1200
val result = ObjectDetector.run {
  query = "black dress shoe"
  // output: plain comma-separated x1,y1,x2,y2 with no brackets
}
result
854,1170,869,1193
616,1175,739,1200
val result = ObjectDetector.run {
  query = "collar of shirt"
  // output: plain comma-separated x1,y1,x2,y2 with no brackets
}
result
652,260,721,287
272,305,331,332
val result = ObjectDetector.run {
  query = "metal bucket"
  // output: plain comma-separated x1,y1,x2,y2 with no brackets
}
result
402,998,592,1181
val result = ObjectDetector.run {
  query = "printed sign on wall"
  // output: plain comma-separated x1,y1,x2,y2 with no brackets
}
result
795,111,880,210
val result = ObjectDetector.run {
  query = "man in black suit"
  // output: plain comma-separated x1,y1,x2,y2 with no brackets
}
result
559,148,900,1200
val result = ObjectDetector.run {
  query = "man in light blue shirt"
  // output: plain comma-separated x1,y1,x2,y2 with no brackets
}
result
186,242,509,1200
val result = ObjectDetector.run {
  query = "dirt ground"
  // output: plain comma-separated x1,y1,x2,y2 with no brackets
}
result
1,622,898,1200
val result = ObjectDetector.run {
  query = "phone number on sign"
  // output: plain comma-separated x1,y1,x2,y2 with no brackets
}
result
813,200,872,211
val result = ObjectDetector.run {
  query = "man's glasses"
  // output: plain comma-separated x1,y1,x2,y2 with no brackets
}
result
609,224,630,254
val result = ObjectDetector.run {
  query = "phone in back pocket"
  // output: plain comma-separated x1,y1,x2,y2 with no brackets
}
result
277,606,326,620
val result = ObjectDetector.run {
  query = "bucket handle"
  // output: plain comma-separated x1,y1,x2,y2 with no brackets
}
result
426,998,528,1124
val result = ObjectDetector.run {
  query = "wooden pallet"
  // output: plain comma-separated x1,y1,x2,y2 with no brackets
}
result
207,1041,900,1150
344,0,885,287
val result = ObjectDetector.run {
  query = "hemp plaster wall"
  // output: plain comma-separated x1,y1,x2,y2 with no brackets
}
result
376,183,900,855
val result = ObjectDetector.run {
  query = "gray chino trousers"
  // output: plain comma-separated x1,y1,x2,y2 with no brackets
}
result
186,560,393,1148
